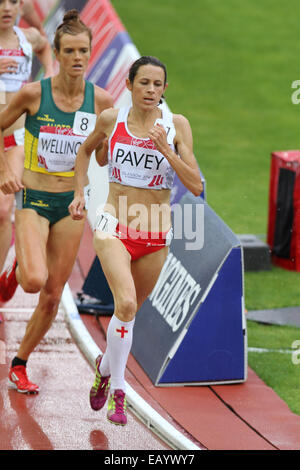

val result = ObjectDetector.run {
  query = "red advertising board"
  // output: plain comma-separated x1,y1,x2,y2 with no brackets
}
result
80,0,125,75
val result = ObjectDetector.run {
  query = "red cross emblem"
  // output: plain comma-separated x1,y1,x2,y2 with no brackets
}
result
116,326,128,338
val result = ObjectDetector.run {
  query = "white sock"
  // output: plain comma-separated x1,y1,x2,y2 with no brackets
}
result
100,314,135,393
99,350,110,377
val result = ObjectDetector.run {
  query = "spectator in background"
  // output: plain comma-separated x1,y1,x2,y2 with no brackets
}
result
19,0,46,35
0,0,53,282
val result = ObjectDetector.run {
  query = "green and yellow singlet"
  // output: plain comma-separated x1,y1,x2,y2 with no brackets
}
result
24,78,96,177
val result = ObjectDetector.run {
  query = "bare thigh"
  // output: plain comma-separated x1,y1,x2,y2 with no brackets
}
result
45,214,86,294
15,208,50,289
93,231,136,320
131,247,169,310
93,230,169,318
14,214,86,360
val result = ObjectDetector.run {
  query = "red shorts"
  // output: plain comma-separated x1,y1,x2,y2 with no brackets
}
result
116,223,172,261
94,212,172,261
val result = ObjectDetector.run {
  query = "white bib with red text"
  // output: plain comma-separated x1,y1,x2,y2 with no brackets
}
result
37,125,86,173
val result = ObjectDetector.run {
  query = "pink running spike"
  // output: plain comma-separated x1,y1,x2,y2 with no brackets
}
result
89,355,111,411
107,389,127,426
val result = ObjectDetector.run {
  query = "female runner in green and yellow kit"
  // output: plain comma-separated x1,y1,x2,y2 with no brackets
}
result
20,75,96,225
0,10,113,393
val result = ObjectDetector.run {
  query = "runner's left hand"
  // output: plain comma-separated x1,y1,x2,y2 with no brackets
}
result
68,195,86,220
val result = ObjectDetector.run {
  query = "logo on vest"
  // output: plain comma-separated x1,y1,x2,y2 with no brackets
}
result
37,114,55,123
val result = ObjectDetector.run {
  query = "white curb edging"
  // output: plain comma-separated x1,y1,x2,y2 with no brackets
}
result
61,283,201,451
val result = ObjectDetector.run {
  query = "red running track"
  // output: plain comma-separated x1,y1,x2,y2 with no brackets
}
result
0,247,170,451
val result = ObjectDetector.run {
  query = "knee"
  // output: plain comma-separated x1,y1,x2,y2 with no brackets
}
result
21,269,48,294
115,296,137,322
22,275,46,294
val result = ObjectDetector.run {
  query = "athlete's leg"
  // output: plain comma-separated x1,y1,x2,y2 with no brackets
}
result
0,146,24,273
92,234,169,423
14,208,50,293
131,246,169,310
8,203,50,392
0,191,14,273
94,233,137,320
93,233,136,394
16,214,86,361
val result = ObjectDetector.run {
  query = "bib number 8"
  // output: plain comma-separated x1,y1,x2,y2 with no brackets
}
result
80,117,89,132
73,111,97,136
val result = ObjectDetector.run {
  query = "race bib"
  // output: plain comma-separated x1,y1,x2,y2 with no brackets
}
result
94,212,118,234
37,126,86,173
73,111,97,137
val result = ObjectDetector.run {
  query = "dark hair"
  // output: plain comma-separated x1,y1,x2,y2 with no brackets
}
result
128,56,167,86
54,9,92,51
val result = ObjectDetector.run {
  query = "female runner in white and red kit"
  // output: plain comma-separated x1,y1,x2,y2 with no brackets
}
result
69,56,203,426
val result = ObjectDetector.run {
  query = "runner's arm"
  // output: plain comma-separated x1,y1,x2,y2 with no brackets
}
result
0,83,39,193
24,27,54,77
21,0,46,35
93,88,114,167
69,109,116,220
148,114,203,197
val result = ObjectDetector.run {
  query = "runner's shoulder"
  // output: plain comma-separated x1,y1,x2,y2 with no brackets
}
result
97,106,118,126
94,84,114,114
21,27,44,51
19,81,41,101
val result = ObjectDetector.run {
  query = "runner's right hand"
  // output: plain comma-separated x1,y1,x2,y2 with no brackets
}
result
0,168,24,194
0,58,18,74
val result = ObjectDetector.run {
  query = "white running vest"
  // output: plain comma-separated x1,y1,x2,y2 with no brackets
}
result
108,106,177,190
0,26,32,93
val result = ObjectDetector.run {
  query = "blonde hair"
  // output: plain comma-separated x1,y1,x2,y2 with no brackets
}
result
54,9,92,51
